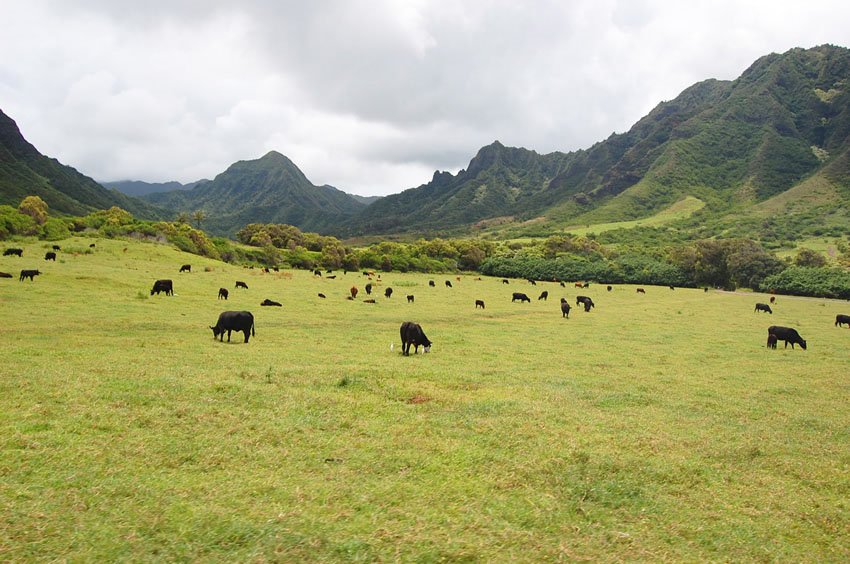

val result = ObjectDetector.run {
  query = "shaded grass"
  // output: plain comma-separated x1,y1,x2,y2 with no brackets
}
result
1,237,849,561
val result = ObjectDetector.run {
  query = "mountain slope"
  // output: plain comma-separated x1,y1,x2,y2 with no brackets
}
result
143,151,367,236
343,45,850,237
103,179,210,197
0,109,164,218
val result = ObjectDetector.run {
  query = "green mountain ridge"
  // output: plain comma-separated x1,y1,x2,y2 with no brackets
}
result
0,109,164,219
142,151,369,236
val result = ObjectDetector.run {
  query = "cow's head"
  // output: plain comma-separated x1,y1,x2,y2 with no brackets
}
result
799,339,807,350
422,338,432,353
210,326,221,338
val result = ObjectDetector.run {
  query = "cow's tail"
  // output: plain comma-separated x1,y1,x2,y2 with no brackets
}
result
252,322,256,337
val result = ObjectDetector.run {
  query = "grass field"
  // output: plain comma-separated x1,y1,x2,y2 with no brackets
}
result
1,237,849,561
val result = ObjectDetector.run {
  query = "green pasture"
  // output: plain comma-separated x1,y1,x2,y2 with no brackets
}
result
562,196,706,237
1,238,849,561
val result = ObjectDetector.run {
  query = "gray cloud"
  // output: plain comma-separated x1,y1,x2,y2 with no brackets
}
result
2,0,850,195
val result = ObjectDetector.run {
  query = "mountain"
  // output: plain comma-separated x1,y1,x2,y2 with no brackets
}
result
343,45,850,238
103,179,210,197
143,151,368,236
0,109,164,219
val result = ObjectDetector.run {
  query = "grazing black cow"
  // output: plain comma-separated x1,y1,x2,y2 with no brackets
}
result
218,288,228,300
704,287,709,292
475,299,485,309
528,279,537,286
636,288,646,294
52,245,60,251
561,301,571,318
407,295,414,303
767,334,778,349
363,298,376,303
263,267,270,273
538,291,548,301
0,272,12,278
235,281,248,289
45,251,56,261
607,285,612,292
429,280,436,287
576,296,594,310
150,279,173,296
313,269,322,277
89,243,96,248
365,283,373,295
327,275,336,279
261,299,282,307
272,267,279,272
512,292,531,303
385,287,393,299
400,321,432,356
582,282,590,288
669,285,675,290
4,248,23,257
318,293,326,299
835,314,850,328
19,269,40,282
179,264,191,273
445,280,453,288
502,279,510,285
767,326,807,350
769,296,776,304
210,311,255,343
755,303,773,314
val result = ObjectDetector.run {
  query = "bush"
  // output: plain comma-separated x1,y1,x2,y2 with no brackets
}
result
760,267,850,299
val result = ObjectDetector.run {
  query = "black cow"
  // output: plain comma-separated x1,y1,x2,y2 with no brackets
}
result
502,279,510,285
44,251,56,261
704,287,709,292
755,303,773,314
560,281,566,287
179,264,191,273
512,292,531,303
767,326,807,350
218,288,228,300
318,293,326,299
0,272,12,278
89,243,96,248
607,285,612,292
429,280,436,287
235,281,248,289
576,296,594,311
561,301,571,318
406,295,414,303
669,286,675,290
636,288,646,294
538,291,548,301
767,334,778,349
445,280,453,288
52,245,60,251
475,299,485,309
210,311,255,343
400,321,432,356
261,299,282,307
327,275,336,279
19,269,40,282
835,314,850,328
150,279,173,296
365,283,372,295
385,287,393,299
313,269,322,277
4,248,23,257
528,279,537,286
363,298,376,303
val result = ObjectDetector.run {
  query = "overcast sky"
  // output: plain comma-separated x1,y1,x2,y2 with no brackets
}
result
2,0,850,196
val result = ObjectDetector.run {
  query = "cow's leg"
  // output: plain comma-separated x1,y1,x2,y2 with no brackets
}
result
243,330,249,343
227,329,232,342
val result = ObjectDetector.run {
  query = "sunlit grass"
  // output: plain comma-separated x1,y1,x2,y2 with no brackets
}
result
1,237,848,561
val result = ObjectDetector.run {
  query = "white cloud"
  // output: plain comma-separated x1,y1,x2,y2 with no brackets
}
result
1,0,850,195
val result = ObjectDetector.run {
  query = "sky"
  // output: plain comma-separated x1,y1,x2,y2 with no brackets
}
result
2,1,850,196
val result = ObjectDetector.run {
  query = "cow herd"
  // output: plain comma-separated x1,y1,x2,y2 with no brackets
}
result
4,243,849,355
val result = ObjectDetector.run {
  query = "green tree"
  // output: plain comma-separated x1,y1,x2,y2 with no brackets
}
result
794,248,828,268
192,210,207,229
18,195,49,225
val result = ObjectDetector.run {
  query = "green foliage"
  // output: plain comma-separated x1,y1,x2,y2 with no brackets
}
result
794,247,829,267
760,266,850,299
18,195,49,224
